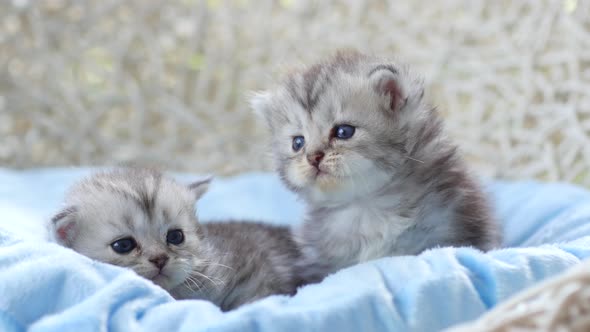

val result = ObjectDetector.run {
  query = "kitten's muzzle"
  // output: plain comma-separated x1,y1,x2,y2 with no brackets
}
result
307,151,325,168
149,254,169,270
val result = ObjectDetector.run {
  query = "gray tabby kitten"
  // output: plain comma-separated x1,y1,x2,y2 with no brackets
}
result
251,50,501,282
50,168,302,311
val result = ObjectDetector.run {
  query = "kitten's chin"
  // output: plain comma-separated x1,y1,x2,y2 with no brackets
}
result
287,157,391,203
286,166,343,193
313,171,343,192
306,167,392,204
149,269,188,291
151,274,171,288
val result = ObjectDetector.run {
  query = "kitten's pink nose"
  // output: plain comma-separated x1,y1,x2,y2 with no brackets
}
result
307,151,325,168
149,254,169,270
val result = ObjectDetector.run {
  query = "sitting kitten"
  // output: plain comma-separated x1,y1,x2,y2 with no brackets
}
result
251,50,501,282
50,168,302,311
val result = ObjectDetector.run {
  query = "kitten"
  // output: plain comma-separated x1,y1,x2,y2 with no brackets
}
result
50,168,302,311
251,50,501,282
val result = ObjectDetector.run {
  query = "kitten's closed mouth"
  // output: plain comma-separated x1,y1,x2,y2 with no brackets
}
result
313,168,343,181
149,271,169,282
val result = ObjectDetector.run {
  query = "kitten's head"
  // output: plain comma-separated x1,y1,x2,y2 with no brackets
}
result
50,168,211,291
251,50,428,203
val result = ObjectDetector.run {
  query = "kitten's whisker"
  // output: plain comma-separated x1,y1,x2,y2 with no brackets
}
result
191,269,225,288
193,251,235,271
404,155,424,163
184,276,203,293
201,261,234,271
183,278,198,293
186,254,234,272
180,266,206,293
186,275,203,290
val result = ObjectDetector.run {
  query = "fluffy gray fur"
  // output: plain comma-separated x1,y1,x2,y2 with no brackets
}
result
251,50,501,282
50,168,302,311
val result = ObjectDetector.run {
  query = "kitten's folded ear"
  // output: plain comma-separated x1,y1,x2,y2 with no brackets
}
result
51,206,78,247
188,176,213,200
369,64,424,112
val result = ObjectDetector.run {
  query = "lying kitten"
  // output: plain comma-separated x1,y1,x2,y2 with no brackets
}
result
50,168,301,311
251,50,501,282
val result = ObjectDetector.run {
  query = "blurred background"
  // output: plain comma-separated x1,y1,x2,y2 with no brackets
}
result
1,0,590,185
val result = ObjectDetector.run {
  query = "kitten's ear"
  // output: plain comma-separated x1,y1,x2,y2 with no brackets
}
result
51,206,78,247
249,91,274,127
369,66,405,112
370,65,425,112
188,176,213,200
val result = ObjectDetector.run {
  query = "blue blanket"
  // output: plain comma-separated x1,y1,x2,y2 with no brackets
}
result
1,168,590,332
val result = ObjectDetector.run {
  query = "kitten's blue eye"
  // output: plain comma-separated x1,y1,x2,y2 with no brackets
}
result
111,237,137,254
334,124,355,139
166,229,184,245
292,136,305,152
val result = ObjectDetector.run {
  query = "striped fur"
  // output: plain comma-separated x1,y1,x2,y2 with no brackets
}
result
252,50,501,282
50,168,302,311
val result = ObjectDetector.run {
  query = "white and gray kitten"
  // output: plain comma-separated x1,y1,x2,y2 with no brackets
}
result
251,50,501,282
50,168,302,311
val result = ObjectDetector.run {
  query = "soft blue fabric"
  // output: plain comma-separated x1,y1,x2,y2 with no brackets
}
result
1,168,590,332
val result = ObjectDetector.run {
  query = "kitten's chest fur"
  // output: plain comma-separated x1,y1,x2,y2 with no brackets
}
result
322,200,415,265
299,192,424,272
296,177,492,281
